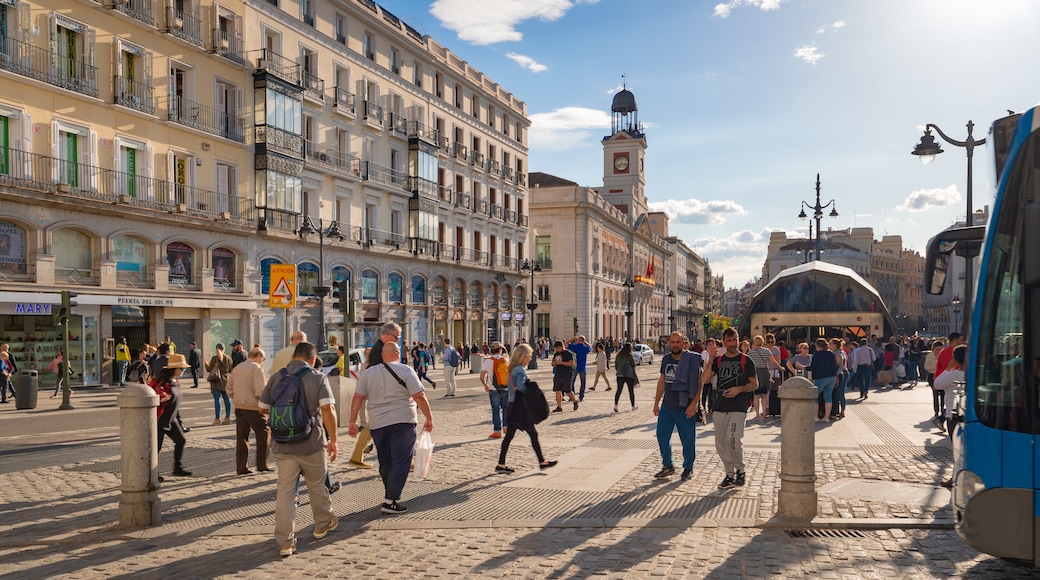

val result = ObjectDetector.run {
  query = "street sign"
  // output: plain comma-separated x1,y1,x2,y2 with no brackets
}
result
269,264,297,309
652,321,661,328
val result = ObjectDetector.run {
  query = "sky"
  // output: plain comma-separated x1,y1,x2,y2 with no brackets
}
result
383,0,1040,288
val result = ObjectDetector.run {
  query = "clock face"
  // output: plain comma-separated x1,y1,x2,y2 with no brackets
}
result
614,155,629,172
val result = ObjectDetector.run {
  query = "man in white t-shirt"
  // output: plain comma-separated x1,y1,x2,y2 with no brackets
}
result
479,342,508,438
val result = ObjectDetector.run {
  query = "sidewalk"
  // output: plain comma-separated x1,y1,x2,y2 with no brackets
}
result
0,366,1017,578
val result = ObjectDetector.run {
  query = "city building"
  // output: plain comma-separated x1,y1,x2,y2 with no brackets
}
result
0,0,528,385
528,87,710,343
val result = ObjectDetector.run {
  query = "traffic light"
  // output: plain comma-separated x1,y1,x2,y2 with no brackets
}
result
333,279,349,312
53,290,77,325
702,314,710,329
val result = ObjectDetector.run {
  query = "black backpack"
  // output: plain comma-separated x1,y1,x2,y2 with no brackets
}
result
268,366,314,443
522,380,550,424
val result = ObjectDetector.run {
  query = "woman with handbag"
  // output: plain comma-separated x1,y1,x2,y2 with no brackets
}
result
613,343,639,413
205,343,234,425
495,344,557,474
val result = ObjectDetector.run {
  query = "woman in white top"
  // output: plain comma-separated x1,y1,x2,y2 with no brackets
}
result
589,343,612,392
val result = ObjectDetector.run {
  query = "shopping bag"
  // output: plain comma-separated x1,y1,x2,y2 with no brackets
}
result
894,363,906,380
414,430,434,478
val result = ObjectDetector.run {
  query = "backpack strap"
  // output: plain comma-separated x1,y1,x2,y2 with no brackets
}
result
381,362,411,391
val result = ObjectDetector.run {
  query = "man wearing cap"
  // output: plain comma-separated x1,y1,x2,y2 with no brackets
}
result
230,339,247,368
479,342,508,438
115,337,130,387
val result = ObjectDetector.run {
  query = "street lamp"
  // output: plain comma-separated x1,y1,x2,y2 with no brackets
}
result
798,173,838,262
297,214,344,352
667,290,675,332
623,277,635,341
951,294,962,336
521,259,542,369
912,121,985,336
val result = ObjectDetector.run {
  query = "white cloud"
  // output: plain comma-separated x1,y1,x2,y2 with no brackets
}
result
690,228,778,287
794,45,825,64
713,0,785,19
897,185,961,211
430,0,600,46
528,106,612,151
506,52,548,73
832,21,845,30
648,199,747,225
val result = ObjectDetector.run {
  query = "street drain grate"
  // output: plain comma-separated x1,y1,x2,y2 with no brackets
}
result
785,528,868,539
580,439,659,450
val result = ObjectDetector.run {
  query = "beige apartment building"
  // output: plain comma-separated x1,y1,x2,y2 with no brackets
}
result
0,0,529,385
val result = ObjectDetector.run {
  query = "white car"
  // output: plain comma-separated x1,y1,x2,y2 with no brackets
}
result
632,344,654,366
318,348,365,377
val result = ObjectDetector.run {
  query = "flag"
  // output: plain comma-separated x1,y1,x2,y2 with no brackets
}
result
646,256,655,281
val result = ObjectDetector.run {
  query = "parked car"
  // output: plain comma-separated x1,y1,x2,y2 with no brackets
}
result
318,348,365,377
632,343,654,366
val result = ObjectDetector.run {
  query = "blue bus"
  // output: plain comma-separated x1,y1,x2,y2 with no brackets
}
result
925,108,1040,565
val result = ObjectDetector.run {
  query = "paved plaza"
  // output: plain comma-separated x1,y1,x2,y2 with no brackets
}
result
0,362,1036,578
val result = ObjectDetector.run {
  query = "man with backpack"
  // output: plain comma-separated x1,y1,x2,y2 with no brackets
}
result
441,338,459,397
652,332,704,481
480,342,509,438
698,327,758,490
259,342,339,558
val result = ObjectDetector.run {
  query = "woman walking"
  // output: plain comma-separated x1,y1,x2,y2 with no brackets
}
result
46,348,70,398
589,343,612,392
152,354,192,478
495,344,557,473
206,343,234,425
613,343,638,413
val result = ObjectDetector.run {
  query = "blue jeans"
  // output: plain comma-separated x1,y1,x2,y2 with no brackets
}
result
116,360,128,385
489,389,509,432
814,376,836,403
572,370,588,399
656,407,697,471
212,389,232,418
371,422,417,501
855,364,872,397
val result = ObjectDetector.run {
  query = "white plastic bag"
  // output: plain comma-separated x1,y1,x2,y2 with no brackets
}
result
414,431,434,479
894,363,906,380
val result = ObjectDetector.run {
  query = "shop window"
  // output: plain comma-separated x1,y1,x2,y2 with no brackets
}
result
54,228,93,283
166,241,194,286
361,269,377,301
388,272,403,303
411,275,426,304
213,247,236,289
113,235,148,286
298,262,318,296
260,257,282,294
0,220,29,276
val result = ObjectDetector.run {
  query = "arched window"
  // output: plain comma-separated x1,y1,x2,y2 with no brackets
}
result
166,241,194,285
0,221,28,276
260,258,282,295
113,235,149,286
54,228,92,282
361,269,378,301
469,280,482,308
298,262,319,296
331,266,351,284
388,272,403,303
213,247,237,289
411,275,426,304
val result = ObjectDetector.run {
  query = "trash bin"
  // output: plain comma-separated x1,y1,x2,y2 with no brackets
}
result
471,354,483,374
15,370,38,410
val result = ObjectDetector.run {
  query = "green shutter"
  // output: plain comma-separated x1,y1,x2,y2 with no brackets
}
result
126,147,136,197
0,116,8,175
65,132,77,187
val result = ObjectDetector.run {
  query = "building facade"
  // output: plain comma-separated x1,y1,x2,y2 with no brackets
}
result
0,0,528,384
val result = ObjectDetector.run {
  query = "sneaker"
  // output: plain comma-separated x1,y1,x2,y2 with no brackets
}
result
654,466,676,479
495,465,515,474
489,432,502,438
328,482,341,494
552,407,563,413
364,443,374,454
680,469,693,481
313,516,339,539
735,471,746,487
614,405,619,413
381,500,407,514
718,475,736,490
632,404,639,411
279,545,297,557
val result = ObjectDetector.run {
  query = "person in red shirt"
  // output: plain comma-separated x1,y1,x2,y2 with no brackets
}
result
934,333,964,381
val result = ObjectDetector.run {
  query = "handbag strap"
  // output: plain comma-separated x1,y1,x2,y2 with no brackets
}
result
381,362,410,392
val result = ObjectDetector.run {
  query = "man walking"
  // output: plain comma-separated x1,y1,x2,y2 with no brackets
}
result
227,346,272,475
115,337,130,387
353,322,403,468
652,332,703,481
230,339,247,368
699,327,757,490
850,340,876,400
271,331,306,374
187,341,202,389
479,342,508,438
567,336,592,401
259,342,338,557
551,341,579,412
441,338,459,397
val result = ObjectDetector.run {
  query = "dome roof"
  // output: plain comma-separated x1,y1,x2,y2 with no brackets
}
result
611,89,637,115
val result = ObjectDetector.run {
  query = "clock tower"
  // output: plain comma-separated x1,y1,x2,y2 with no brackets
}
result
601,85,648,219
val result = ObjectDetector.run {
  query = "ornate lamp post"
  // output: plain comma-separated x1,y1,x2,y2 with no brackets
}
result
797,174,838,261
912,121,985,335
666,290,675,332
521,259,542,369
623,277,635,341
297,214,344,352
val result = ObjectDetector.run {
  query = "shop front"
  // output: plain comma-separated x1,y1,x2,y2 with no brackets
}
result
0,292,101,387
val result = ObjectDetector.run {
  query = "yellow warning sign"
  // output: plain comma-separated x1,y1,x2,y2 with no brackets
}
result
269,264,297,309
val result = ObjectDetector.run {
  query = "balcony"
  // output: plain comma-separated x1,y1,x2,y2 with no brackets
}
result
437,184,453,202
351,226,407,249
0,37,99,98
490,203,503,220
114,76,155,115
518,214,528,227
254,48,299,85
363,100,383,125
165,7,204,47
501,166,514,180
503,208,516,223
302,71,324,102
453,143,467,160
518,173,527,186
212,30,245,65
167,96,245,142
473,199,488,214
408,176,439,200
303,140,361,177
0,147,255,226
408,121,437,143
469,151,484,167
453,191,470,209
255,124,304,157
388,112,408,137
333,86,355,113
111,0,154,26
487,159,500,173
361,161,408,191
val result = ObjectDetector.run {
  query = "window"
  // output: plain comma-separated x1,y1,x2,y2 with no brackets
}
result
536,235,552,268
536,313,550,338
52,14,97,94
390,47,400,74
331,266,351,287
215,162,238,215
260,257,282,294
411,275,426,304
388,272,403,303
215,79,242,141
166,241,194,286
117,138,144,198
54,228,92,281
363,32,374,60
113,235,148,285
301,0,314,26
413,61,422,87
0,220,29,276
53,122,87,188
537,285,550,301
334,15,346,43
298,262,318,296
361,269,378,301
213,247,236,288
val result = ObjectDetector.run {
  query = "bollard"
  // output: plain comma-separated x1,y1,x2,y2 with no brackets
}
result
776,376,819,520
117,383,162,528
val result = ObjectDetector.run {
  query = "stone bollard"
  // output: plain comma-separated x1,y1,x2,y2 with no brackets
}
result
776,376,819,520
330,374,356,429
117,383,162,528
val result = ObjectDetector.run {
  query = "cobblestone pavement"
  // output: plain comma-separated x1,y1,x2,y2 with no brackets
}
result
0,362,1034,578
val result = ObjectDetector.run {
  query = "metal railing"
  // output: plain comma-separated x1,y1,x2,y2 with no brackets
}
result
503,208,516,223
117,270,152,288
166,7,204,47
166,96,245,142
333,86,355,113
114,76,156,115
454,191,471,208
350,226,407,248
388,112,407,136
114,0,154,25
363,101,383,124
518,214,528,227
303,141,361,176
212,29,245,65
437,185,453,202
473,199,488,214
453,143,467,159
255,125,304,157
361,161,408,189
302,71,324,101
254,48,299,84
490,203,503,219
0,37,98,98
